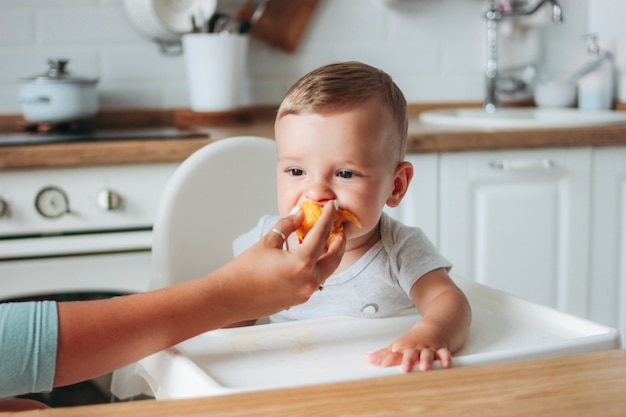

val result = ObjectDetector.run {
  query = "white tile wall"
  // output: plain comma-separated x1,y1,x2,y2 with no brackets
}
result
0,0,623,114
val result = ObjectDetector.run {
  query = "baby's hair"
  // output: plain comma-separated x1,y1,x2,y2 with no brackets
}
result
276,61,408,160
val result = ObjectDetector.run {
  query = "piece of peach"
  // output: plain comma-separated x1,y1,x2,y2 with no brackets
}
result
295,201,361,248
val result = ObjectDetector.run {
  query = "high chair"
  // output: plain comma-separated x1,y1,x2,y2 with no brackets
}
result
111,136,278,399
150,135,278,289
111,136,620,401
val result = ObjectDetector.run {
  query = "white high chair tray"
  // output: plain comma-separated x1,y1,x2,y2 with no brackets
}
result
129,280,621,399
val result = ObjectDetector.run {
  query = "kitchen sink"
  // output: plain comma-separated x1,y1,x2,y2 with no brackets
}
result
419,107,626,129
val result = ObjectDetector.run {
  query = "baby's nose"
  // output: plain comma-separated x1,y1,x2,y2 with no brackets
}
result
305,180,336,202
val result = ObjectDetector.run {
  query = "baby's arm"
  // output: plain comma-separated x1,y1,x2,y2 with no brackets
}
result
365,268,471,372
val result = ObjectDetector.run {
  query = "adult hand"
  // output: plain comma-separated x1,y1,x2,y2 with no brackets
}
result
215,200,346,320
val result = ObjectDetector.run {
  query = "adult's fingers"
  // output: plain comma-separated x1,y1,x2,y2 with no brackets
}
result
315,230,346,280
263,207,304,249
262,201,343,282
297,201,337,258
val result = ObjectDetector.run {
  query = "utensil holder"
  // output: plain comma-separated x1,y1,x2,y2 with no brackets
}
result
182,33,249,112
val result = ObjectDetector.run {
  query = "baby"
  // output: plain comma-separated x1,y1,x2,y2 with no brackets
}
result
234,61,471,372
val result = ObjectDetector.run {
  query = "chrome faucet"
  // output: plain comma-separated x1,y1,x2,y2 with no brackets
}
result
483,0,563,112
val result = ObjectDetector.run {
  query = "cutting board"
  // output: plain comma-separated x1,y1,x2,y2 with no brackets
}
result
250,0,320,53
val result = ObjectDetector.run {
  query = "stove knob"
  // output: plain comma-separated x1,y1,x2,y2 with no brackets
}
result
96,189,123,211
35,186,70,218
0,197,9,218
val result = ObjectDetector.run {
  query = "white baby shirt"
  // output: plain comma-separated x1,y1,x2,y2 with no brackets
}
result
233,212,452,322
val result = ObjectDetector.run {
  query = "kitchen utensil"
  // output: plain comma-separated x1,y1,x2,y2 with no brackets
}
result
250,0,320,53
18,59,99,123
213,14,241,33
190,15,201,33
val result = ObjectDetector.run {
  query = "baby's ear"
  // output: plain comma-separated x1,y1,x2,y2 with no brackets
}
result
386,161,413,208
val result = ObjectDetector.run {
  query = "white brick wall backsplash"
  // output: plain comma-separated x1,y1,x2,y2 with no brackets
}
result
0,0,623,113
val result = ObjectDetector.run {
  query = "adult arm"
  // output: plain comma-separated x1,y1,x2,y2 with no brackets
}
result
53,201,345,388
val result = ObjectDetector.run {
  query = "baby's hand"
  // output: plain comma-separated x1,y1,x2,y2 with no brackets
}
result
364,324,452,372
365,345,451,372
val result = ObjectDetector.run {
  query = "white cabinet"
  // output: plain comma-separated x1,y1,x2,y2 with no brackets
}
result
384,153,440,246
589,147,626,343
438,148,592,317
386,146,623,341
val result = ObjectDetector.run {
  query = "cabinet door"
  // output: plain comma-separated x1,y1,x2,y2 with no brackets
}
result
384,154,439,247
590,147,626,344
440,148,592,316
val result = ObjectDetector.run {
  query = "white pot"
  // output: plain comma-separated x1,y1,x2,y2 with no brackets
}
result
18,59,99,123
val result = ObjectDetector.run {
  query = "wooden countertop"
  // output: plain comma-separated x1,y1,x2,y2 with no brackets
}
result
2,112,626,170
405,121,626,153
0,120,276,170
9,349,625,417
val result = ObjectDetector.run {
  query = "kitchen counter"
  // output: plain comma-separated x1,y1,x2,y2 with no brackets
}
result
9,349,626,417
2,115,626,170
0,120,274,170
405,120,626,152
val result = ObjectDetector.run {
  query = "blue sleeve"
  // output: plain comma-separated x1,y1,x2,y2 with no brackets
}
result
0,301,58,398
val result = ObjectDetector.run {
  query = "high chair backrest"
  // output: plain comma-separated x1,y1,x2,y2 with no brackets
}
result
150,136,277,289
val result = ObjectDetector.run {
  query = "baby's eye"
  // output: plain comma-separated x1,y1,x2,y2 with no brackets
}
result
337,170,355,179
288,168,304,176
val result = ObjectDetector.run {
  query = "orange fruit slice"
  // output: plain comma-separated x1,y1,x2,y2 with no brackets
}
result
295,201,361,248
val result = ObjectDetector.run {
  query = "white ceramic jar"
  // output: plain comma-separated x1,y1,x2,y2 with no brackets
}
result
18,59,99,123
576,34,615,111
533,80,577,108
577,59,614,110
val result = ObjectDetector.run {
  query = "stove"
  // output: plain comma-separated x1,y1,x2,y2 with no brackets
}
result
18,119,93,134
0,139,184,300
0,128,209,146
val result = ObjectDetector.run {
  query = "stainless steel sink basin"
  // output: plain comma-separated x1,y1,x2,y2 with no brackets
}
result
419,107,626,129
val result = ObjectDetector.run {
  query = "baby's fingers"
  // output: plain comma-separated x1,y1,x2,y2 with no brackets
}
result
364,347,392,366
417,348,452,371
366,346,452,372
417,348,435,372
435,348,452,369
365,347,407,369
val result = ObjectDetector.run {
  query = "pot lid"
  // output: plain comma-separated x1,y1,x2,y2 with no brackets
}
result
20,59,98,85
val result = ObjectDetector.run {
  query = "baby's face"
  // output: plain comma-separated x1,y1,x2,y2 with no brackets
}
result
274,99,399,250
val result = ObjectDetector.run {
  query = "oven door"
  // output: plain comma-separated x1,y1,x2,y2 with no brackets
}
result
0,230,153,301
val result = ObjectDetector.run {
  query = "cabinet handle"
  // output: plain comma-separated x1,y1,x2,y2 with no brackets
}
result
489,158,555,171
